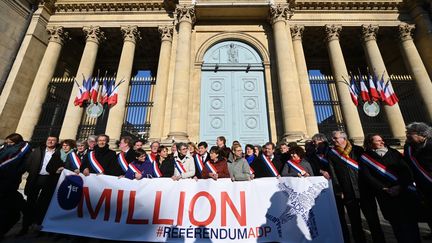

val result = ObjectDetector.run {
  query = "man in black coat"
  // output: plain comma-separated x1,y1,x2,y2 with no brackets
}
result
21,136,59,234
193,141,211,179
250,142,282,178
118,136,137,173
81,134,122,176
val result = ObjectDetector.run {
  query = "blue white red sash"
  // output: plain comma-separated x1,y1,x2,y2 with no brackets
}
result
194,154,205,174
287,160,307,176
153,161,162,178
262,154,279,177
406,146,432,184
128,163,141,175
117,152,129,172
147,154,156,164
68,151,82,170
317,154,329,165
330,149,359,171
0,142,30,168
175,159,187,174
205,161,218,174
249,166,255,175
88,151,104,174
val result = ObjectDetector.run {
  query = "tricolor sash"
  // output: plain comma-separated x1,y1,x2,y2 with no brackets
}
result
194,154,205,174
406,146,432,184
205,161,218,174
287,160,307,176
117,152,129,172
249,166,255,175
317,154,329,165
330,149,359,171
153,161,162,178
175,159,187,174
262,154,279,177
68,152,82,170
128,163,142,175
147,154,156,164
88,151,104,174
0,142,31,168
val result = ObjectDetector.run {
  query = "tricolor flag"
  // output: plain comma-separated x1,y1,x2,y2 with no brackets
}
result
99,79,111,105
383,82,399,106
73,80,84,107
80,76,93,103
368,73,380,101
90,78,99,103
348,75,359,106
359,75,370,102
376,74,386,101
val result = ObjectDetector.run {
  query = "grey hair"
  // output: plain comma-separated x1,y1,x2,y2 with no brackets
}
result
176,142,187,150
406,122,432,139
87,135,97,142
311,133,328,142
331,130,347,139
76,140,88,147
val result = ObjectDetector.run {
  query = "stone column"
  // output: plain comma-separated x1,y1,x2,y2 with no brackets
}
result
291,25,319,137
166,5,195,142
59,26,105,140
16,26,68,140
149,25,174,141
270,4,307,141
409,3,432,79
325,25,364,143
105,26,141,146
398,24,432,122
361,24,406,141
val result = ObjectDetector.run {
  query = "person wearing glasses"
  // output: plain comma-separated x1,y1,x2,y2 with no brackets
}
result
327,131,384,243
228,144,252,181
403,122,432,240
172,142,195,180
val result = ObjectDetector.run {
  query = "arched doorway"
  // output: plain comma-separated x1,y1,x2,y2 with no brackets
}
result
200,40,269,146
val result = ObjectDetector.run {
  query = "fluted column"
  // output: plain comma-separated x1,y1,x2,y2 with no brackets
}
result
325,25,364,143
270,4,307,141
291,25,319,137
361,24,405,140
59,26,105,140
105,26,140,146
409,3,432,79
398,24,432,122
149,26,174,141
16,26,68,140
167,5,195,142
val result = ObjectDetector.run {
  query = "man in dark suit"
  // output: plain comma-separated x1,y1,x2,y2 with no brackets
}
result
193,141,210,179
250,142,282,178
20,136,59,234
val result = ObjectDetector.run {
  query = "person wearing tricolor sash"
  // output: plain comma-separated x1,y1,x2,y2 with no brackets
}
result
119,136,137,164
200,146,230,180
0,133,31,237
328,131,384,243
147,141,160,164
308,133,332,179
228,144,251,181
81,134,122,176
64,140,88,173
155,145,174,177
250,142,282,178
172,142,195,180
281,146,313,177
363,133,420,243
404,122,432,238
193,141,210,179
121,149,155,180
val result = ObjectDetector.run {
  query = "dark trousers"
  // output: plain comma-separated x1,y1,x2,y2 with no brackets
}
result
335,195,351,243
345,198,366,243
0,191,25,236
360,193,386,243
390,221,421,243
22,175,49,228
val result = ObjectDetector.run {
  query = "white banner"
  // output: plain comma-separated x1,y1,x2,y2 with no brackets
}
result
43,170,343,242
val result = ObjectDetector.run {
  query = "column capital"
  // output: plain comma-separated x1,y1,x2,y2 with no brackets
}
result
158,25,174,42
361,24,379,42
121,25,141,43
83,26,106,44
398,23,416,42
269,4,293,24
291,25,304,40
47,26,69,45
325,24,342,42
176,5,196,25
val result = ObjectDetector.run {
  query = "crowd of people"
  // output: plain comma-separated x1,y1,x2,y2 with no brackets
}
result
0,121,431,243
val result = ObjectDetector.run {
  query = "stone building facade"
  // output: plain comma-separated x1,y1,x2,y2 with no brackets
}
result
1,0,432,146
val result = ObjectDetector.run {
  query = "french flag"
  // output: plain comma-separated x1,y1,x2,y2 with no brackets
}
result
73,82,84,107
90,78,99,103
349,76,359,106
368,74,380,101
383,82,399,106
99,79,111,105
108,83,119,106
81,77,92,103
376,75,386,101
359,75,370,102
